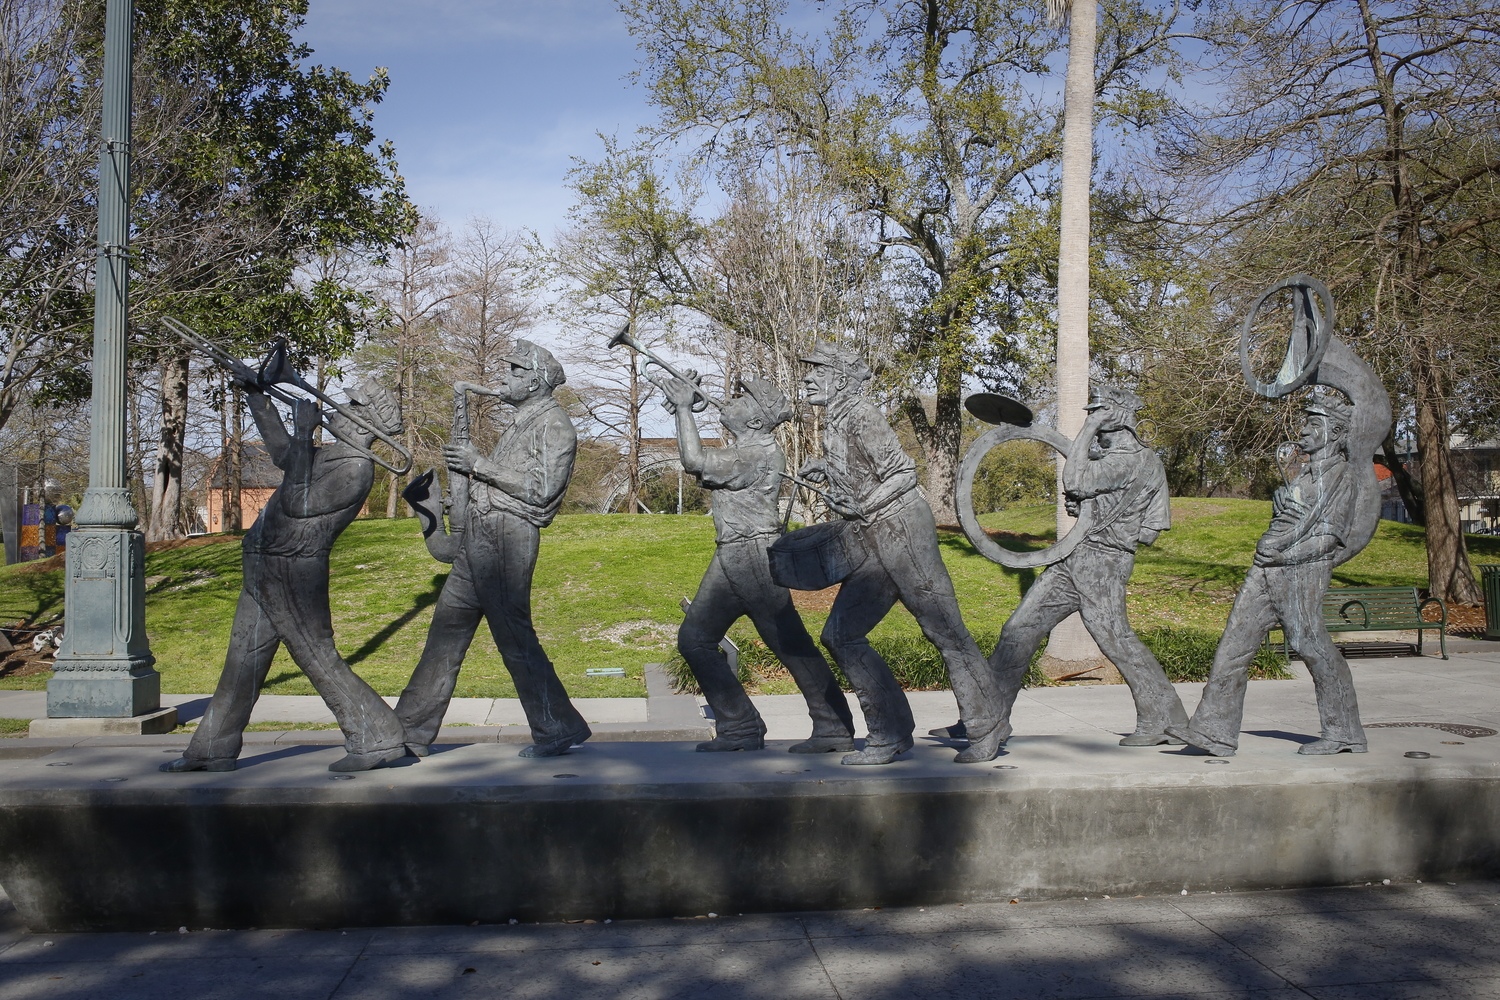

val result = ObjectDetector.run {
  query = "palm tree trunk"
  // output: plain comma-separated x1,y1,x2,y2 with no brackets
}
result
1046,0,1105,670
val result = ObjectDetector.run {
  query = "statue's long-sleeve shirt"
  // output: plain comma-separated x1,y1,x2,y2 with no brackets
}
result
467,396,577,528
821,394,919,520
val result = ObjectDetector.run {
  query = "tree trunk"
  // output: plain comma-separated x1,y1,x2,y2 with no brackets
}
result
1047,0,1103,668
928,356,964,525
626,351,642,514
145,351,190,542
1381,428,1424,526
226,388,243,532
1414,360,1481,604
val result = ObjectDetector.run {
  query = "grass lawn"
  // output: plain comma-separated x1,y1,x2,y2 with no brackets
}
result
0,500,1486,699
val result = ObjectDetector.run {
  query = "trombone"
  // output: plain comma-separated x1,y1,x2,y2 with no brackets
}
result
163,317,414,476
605,322,723,412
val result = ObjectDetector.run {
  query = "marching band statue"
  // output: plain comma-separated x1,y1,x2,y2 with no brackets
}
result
952,386,1188,746
396,340,590,759
165,351,409,773
1168,277,1391,757
771,342,1006,765
660,371,856,753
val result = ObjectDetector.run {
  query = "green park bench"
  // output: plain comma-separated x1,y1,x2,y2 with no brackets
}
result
1266,585,1448,661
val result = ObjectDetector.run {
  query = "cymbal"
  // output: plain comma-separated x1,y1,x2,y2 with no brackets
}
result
964,393,1033,427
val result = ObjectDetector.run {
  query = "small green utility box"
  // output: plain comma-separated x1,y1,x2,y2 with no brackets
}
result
1480,565,1500,639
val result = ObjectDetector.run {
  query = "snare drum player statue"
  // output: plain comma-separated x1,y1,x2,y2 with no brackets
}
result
165,367,408,773
1169,392,1366,756
660,372,855,753
795,342,1005,764
978,386,1189,746
395,340,591,758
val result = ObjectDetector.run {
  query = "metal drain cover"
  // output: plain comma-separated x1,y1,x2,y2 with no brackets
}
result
1366,722,1497,738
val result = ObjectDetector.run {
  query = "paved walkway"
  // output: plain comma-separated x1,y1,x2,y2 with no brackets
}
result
5,640,1499,745
2,880,1497,998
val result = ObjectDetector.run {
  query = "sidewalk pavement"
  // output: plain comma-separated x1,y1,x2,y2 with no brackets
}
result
2,877,1497,999
4,640,1498,746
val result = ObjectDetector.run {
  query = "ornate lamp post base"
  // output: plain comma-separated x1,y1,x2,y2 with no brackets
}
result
47,492,161,720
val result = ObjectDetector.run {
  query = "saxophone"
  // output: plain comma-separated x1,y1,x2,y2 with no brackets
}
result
402,383,473,563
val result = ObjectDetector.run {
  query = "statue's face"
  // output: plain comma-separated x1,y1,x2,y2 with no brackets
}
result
1089,401,1132,433
499,361,541,403
720,397,763,439
801,364,839,406
329,406,375,447
1297,413,1335,455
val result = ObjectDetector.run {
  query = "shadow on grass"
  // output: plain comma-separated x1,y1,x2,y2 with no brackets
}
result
345,573,447,667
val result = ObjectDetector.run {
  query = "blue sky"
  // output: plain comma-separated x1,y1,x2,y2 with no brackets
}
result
295,1,654,239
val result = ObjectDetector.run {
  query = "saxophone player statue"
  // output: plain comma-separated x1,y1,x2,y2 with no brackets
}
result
397,341,590,759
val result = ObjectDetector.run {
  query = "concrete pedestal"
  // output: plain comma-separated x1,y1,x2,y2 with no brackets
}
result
27,706,177,737
0,728,1496,932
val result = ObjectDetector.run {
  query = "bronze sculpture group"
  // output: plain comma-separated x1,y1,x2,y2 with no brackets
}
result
165,276,1391,774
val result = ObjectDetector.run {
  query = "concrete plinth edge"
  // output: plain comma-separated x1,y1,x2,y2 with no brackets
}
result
1,738,1497,932
28,706,177,737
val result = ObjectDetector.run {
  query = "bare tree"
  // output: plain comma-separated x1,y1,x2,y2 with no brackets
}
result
1161,0,1500,603
360,213,459,516
444,217,532,450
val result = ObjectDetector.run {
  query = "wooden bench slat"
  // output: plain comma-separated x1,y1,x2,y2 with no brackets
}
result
1264,584,1448,659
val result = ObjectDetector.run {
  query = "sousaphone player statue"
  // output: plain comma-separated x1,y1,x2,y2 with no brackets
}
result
1168,276,1391,757
952,386,1188,746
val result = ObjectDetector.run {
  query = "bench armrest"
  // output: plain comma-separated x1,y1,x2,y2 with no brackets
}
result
1335,599,1372,629
1418,595,1448,627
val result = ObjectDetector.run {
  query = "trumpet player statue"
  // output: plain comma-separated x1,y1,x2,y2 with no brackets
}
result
785,342,1004,765
165,355,409,773
659,371,855,753
1168,276,1390,757
960,386,1188,747
396,340,590,758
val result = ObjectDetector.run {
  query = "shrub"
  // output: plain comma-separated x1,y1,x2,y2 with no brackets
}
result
1137,626,1291,682
661,629,1052,694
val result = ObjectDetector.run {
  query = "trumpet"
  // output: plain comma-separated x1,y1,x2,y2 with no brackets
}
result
605,322,723,412
163,317,414,476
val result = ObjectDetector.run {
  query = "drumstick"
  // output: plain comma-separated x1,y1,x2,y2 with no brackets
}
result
779,470,835,500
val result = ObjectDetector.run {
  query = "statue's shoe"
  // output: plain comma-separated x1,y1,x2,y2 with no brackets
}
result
788,735,856,754
1119,731,1187,747
1297,738,1368,755
160,756,236,773
696,734,766,752
329,747,407,772
928,721,967,739
404,743,430,758
841,737,914,766
954,724,1011,763
518,727,592,759
1164,724,1237,757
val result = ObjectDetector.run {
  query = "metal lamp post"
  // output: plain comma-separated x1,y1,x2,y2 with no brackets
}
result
47,0,161,720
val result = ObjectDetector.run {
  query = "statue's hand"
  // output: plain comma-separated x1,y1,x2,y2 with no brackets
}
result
292,399,319,438
827,491,863,520
1064,496,1081,518
444,443,481,477
662,375,699,410
798,459,828,483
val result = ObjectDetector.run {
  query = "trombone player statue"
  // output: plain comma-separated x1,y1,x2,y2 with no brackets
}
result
162,336,410,773
397,340,589,758
647,356,855,754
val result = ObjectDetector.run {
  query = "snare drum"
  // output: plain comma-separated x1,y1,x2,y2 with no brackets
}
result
768,519,868,591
